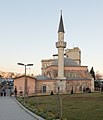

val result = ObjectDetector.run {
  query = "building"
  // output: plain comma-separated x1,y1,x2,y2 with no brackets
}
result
65,47,81,65
41,47,81,75
14,12,94,96
41,11,94,94
14,75,36,96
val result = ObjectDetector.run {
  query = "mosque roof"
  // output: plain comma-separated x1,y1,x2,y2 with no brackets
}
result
53,57,79,66
35,75,50,80
66,78,92,80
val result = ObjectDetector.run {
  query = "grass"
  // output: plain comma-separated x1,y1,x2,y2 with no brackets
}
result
17,92,103,120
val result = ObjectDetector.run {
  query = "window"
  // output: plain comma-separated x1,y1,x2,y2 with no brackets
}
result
42,85,46,93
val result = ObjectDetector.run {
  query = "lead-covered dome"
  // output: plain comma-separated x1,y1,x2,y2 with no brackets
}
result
53,58,79,66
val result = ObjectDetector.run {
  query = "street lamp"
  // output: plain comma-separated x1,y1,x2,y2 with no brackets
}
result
17,63,33,98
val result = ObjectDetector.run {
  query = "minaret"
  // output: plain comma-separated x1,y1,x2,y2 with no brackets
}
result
56,11,66,79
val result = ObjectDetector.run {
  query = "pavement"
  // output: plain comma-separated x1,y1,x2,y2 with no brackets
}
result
0,96,45,120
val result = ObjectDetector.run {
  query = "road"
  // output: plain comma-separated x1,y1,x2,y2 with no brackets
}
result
0,96,44,120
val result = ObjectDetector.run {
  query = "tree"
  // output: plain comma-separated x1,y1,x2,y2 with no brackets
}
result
90,67,95,80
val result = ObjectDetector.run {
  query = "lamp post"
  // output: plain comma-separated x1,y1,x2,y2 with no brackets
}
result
17,63,33,98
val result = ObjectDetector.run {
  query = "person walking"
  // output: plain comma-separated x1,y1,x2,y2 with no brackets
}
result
14,86,17,96
2,87,6,97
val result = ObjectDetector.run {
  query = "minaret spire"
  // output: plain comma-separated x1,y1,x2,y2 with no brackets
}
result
58,10,65,33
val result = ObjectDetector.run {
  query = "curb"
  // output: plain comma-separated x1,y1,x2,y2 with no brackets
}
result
14,97,45,120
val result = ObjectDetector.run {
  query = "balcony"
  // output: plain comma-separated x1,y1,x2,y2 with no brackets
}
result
56,41,66,48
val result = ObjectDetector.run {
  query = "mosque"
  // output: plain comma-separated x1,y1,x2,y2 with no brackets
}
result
14,12,94,96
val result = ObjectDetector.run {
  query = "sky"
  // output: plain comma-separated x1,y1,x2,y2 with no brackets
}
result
0,0,103,75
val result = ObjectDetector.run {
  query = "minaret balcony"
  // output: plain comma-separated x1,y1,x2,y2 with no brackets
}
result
56,41,66,48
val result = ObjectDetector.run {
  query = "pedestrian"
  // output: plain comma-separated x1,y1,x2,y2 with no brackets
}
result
71,87,73,94
3,87,6,96
14,86,17,96
1,92,3,97
4,91,6,96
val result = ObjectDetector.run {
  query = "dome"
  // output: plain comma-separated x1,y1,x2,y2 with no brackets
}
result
53,57,79,66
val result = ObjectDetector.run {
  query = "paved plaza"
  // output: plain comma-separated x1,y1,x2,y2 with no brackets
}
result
0,96,44,120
